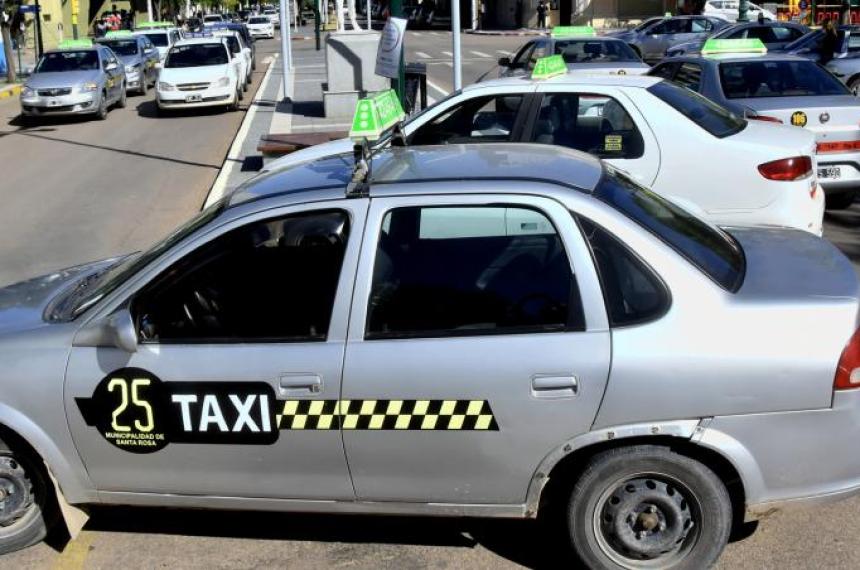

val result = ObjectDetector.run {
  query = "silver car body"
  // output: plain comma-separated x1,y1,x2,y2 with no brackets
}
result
95,36,160,94
132,28,182,62
0,144,858,534
609,15,730,63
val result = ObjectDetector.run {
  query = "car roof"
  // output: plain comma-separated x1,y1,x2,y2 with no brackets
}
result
474,73,661,91
173,37,228,47
229,143,604,207
693,53,811,63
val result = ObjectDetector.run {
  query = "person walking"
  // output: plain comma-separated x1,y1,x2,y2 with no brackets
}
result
821,18,839,65
536,0,548,29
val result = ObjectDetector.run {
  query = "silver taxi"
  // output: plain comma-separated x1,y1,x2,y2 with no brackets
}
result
0,144,859,569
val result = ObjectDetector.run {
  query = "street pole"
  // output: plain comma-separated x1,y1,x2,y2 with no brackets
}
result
71,0,78,39
34,0,43,58
366,0,370,29
280,0,292,99
147,0,154,22
452,0,461,90
738,0,749,21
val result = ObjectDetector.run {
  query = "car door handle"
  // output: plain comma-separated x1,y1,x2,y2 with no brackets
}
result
279,374,322,394
532,375,578,398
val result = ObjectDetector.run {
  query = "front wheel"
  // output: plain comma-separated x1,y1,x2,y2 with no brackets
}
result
116,83,127,109
0,442,58,555
568,446,732,570
95,93,108,120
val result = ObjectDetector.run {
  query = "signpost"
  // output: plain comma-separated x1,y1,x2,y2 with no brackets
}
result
452,0,462,90
280,0,293,99
376,16,407,101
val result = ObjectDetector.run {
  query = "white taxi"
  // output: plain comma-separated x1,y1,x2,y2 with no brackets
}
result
212,30,252,91
266,59,824,235
247,15,275,39
156,38,241,114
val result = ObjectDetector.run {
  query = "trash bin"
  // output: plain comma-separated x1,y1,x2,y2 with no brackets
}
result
404,62,428,115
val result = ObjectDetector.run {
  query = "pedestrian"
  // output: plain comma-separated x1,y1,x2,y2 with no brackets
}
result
94,18,106,37
536,0,548,29
757,10,765,24
821,18,838,65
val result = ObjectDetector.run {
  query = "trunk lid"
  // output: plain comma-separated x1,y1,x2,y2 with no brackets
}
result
740,95,860,145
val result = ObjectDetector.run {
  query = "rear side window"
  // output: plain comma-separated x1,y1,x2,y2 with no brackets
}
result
674,63,703,91
578,217,669,326
409,94,524,145
647,80,746,138
366,205,584,339
594,167,746,291
719,60,850,98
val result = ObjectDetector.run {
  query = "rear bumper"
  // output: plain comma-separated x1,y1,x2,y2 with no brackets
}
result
817,155,860,193
697,389,860,519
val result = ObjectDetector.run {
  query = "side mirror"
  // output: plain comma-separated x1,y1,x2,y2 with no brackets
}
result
498,56,511,67
106,62,118,71
108,309,138,353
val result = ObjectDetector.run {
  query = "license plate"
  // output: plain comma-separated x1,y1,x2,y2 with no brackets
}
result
819,166,842,179
185,94,202,103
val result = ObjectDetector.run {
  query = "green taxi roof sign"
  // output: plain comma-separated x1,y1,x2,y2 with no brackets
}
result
136,21,173,29
105,30,134,38
349,89,406,142
701,38,767,56
531,55,567,80
551,26,596,38
57,39,93,49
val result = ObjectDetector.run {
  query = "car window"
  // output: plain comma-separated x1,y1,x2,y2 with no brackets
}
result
528,40,549,70
165,43,230,67
512,41,535,67
143,32,169,47
691,18,714,33
577,217,669,326
647,80,746,138
529,93,645,159
36,50,99,72
651,19,689,34
719,60,850,98
744,27,774,42
649,62,679,79
674,62,703,91
554,39,641,63
848,33,860,51
132,210,349,342
771,26,803,42
99,40,139,57
409,94,524,145
594,167,746,292
366,205,583,339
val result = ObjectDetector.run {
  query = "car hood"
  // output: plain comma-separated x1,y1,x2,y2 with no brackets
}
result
117,54,144,67
0,257,124,335
606,30,635,40
26,70,100,89
159,65,231,83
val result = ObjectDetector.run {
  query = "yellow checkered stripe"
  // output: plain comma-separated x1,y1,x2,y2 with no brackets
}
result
276,400,498,431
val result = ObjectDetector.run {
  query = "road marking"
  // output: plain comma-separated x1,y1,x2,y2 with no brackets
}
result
52,532,95,570
442,50,453,57
471,50,492,58
415,51,432,59
205,55,278,208
429,31,441,36
443,61,453,67
426,79,450,98
496,50,510,55
413,32,423,36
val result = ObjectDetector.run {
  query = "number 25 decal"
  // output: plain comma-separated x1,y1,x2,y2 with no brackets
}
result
108,378,155,433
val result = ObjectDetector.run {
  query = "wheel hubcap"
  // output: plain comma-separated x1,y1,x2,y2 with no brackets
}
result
596,475,699,566
0,456,34,528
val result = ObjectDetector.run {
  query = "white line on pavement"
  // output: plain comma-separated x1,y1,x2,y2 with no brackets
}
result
413,32,423,36
426,79,450,98
471,50,492,58
205,55,279,208
496,49,510,55
415,51,432,59
443,62,453,67
442,50,453,57
429,31,440,36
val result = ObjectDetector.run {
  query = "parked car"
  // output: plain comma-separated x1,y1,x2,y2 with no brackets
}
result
666,21,808,57
607,15,730,63
782,25,860,93
246,15,275,39
703,0,777,22
155,38,242,114
95,32,160,95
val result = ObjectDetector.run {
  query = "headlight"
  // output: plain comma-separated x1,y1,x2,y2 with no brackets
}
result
215,76,231,87
157,81,174,91
21,86,34,97
80,82,99,92
125,64,141,73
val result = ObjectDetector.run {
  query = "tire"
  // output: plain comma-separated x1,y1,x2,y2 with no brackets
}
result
116,83,127,109
95,92,108,120
0,441,59,555
228,92,240,112
826,191,857,210
139,77,148,96
568,445,732,570
237,86,244,101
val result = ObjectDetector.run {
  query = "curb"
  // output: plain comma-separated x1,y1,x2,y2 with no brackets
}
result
0,84,22,99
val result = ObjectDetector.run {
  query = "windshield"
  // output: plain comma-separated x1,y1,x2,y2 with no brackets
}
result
595,167,746,291
719,60,850,98
555,39,640,63
204,15,223,21
648,80,746,138
166,44,229,67
36,51,99,72
54,200,227,321
100,40,139,56
249,17,270,23
143,32,169,47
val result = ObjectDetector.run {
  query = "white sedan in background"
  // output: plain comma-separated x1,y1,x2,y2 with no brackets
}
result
265,74,824,234
156,38,241,113
246,15,275,39
212,30,252,90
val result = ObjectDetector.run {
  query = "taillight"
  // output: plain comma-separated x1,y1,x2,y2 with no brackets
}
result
757,156,813,181
835,328,860,390
748,115,783,124
817,140,860,154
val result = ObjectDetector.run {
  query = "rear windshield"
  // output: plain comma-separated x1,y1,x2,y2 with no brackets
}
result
647,80,746,138
594,167,746,292
36,50,99,72
719,60,850,98
554,39,641,63
99,40,138,56
143,32,169,47
249,17,270,23
166,44,229,67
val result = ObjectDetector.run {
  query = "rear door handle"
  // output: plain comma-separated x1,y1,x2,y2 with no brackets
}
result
531,375,578,398
279,373,322,394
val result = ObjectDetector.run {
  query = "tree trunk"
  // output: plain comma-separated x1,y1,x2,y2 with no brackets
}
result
1,23,16,84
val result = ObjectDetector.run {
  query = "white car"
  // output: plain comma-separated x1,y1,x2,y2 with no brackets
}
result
132,27,182,62
704,0,777,22
156,38,241,113
212,30,252,90
264,8,281,29
247,15,275,38
266,75,824,234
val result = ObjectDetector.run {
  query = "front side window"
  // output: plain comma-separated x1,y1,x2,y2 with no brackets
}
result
133,210,349,342
528,41,549,70
650,19,689,35
647,80,746,138
530,93,644,159
718,60,850,98
594,167,745,291
554,39,640,63
366,206,583,339
691,18,714,33
409,94,523,145
511,41,535,67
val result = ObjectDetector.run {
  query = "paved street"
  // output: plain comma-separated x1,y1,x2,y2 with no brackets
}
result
2,28,860,570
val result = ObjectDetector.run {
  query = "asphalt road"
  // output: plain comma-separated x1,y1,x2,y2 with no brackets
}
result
3,30,860,570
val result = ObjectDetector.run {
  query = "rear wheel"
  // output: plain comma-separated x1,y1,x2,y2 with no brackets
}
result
568,446,732,570
0,439,58,555
826,191,857,210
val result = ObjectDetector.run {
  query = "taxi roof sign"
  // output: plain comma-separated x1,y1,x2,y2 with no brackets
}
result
57,39,94,49
349,89,406,142
531,55,567,80
104,30,134,38
136,21,173,29
701,38,767,56
551,26,596,38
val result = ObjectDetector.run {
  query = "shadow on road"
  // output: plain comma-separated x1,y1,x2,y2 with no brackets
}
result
73,506,585,569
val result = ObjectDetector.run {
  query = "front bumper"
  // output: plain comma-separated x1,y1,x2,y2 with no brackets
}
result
20,91,99,116
125,70,143,90
697,389,860,519
816,153,860,193
157,85,235,109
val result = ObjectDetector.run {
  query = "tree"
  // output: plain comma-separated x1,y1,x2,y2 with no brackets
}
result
0,0,21,83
